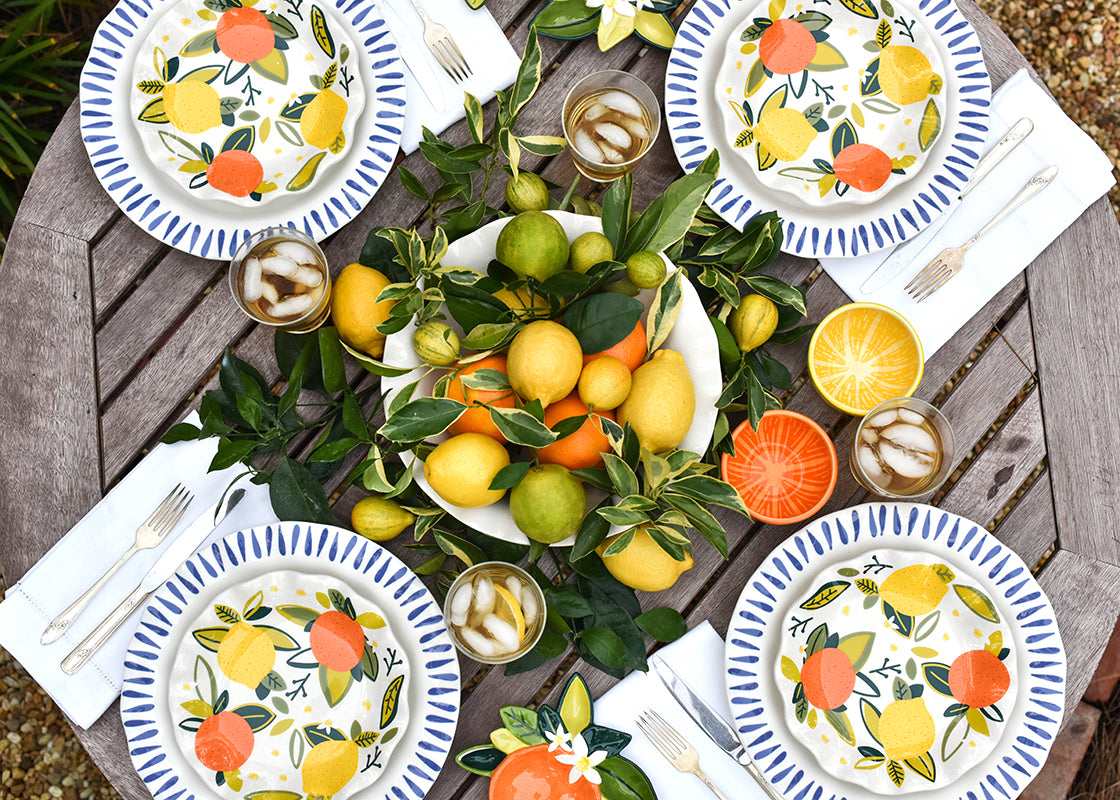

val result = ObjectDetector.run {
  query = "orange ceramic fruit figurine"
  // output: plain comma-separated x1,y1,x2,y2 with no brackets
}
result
206,150,263,198
215,7,276,64
758,18,818,74
489,744,602,800
800,647,856,710
948,649,1011,709
194,710,255,772
309,609,367,672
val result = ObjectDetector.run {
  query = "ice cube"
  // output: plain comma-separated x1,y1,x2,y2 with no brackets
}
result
897,407,926,426
450,583,472,627
241,256,263,303
473,576,496,617
268,294,314,318
599,90,645,118
860,427,879,445
481,614,521,652
583,102,610,122
618,115,650,140
868,409,898,428
573,128,605,162
504,575,523,598
261,277,280,304
857,444,888,485
459,626,498,658
599,144,625,163
291,264,323,287
594,122,631,151
878,439,934,479
520,587,539,630
260,254,299,277
880,422,937,454
271,240,321,265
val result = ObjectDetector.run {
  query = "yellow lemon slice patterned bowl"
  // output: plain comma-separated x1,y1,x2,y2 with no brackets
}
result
808,302,923,416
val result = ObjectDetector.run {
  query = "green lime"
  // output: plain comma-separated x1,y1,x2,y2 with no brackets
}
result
625,250,667,289
495,211,570,282
510,464,586,543
504,172,550,213
568,231,614,274
412,320,460,366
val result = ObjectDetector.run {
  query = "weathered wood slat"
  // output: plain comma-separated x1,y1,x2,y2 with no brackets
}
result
992,467,1057,570
90,217,168,324
0,225,102,580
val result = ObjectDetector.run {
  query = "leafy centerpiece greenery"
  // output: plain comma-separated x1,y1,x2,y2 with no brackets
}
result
166,31,809,678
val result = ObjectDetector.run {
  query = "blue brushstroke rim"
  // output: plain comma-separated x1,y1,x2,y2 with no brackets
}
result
725,503,1065,800
120,522,460,800
79,0,406,260
665,0,992,259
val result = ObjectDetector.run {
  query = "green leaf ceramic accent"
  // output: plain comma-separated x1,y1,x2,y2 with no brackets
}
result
954,584,1000,623
500,707,546,745
558,674,593,735
455,745,506,777
310,6,335,58
800,580,852,610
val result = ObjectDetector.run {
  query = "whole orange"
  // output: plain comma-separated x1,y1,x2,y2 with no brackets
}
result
446,355,516,442
538,393,614,471
582,319,646,372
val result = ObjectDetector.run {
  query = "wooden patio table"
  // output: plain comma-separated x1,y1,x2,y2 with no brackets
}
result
2,0,1120,797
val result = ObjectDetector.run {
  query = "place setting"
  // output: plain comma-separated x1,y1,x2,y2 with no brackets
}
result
7,1,1120,799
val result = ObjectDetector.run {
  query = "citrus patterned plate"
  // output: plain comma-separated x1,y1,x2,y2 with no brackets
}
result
121,523,460,800
808,302,924,415
720,410,837,525
665,0,991,258
725,504,1066,800
169,570,408,800
715,0,945,207
81,0,405,258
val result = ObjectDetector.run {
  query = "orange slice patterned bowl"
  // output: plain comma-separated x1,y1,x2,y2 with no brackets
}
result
720,410,837,525
807,303,924,416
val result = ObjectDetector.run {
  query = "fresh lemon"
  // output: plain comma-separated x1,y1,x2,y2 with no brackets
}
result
597,527,694,592
162,81,222,134
624,251,667,290
578,356,631,411
878,45,934,105
754,106,818,162
423,433,510,507
507,320,583,408
728,294,780,352
568,231,614,274
412,320,460,366
616,349,695,453
301,89,348,150
216,621,275,689
350,495,414,542
495,211,570,281
492,585,527,642
331,263,395,358
504,172,550,213
877,698,935,761
878,563,953,616
301,739,359,798
493,286,550,321
510,464,586,543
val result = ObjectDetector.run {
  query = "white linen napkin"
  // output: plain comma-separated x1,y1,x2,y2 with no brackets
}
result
383,0,521,154
595,622,772,798
820,69,1116,358
0,413,277,729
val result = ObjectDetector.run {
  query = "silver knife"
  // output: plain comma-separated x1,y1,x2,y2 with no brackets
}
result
860,117,1035,294
651,657,785,800
379,0,448,114
60,486,243,675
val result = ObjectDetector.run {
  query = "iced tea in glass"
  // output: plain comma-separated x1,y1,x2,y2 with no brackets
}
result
563,71,660,181
229,227,331,333
850,397,955,498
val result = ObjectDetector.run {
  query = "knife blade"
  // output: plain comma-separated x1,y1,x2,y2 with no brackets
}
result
379,0,448,114
859,117,1034,294
60,485,243,675
651,657,785,800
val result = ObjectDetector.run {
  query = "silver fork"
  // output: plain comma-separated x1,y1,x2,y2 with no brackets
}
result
407,0,472,82
40,484,192,645
905,165,1058,302
637,709,731,800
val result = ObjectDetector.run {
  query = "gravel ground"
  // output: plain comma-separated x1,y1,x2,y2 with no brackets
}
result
2,2,1118,798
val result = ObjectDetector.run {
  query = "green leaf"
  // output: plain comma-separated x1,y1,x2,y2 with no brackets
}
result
545,587,596,618
287,151,328,192
743,275,808,314
562,293,644,354
317,326,346,393
210,439,257,471
646,270,683,353
922,662,953,697
179,29,218,57
571,498,613,561
532,0,599,33
309,6,335,57
602,453,640,498
162,422,201,444
506,28,543,121
581,626,627,668
270,457,332,524
380,397,464,442
221,126,255,153
601,174,632,252
464,93,485,143
489,407,558,448
641,167,718,255
661,493,728,558
489,461,531,491
433,531,487,568
635,607,686,641
397,166,428,200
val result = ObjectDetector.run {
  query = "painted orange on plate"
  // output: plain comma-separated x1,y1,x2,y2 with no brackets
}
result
721,410,837,525
808,303,924,415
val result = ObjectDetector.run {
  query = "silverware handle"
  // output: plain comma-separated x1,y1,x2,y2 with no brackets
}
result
406,0,430,22
960,117,1034,198
963,165,1058,249
41,545,137,645
743,758,786,800
60,584,150,675
692,767,732,800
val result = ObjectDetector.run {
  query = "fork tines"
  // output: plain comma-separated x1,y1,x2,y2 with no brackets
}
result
904,250,960,302
149,483,192,532
637,709,686,758
432,36,471,83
